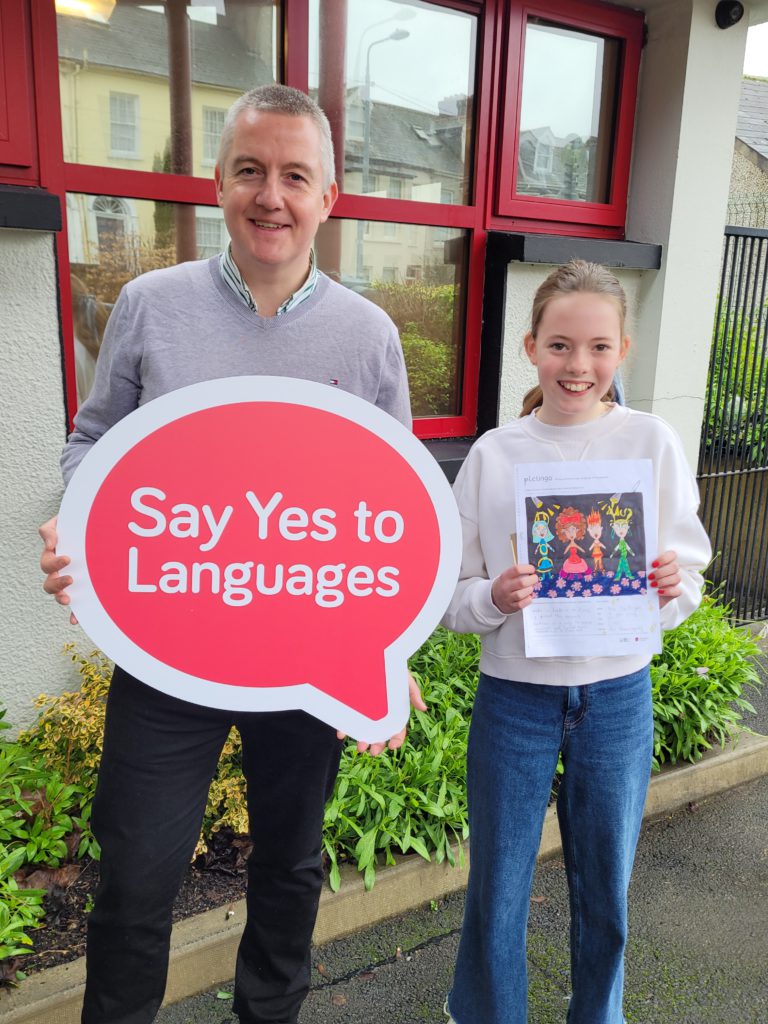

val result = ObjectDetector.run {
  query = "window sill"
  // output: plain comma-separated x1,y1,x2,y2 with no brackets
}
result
0,185,61,231
422,437,474,483
487,231,662,270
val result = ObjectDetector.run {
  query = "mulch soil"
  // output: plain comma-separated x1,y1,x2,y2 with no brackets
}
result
15,829,252,979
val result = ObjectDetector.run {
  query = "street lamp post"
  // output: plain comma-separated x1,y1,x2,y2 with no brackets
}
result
354,28,409,283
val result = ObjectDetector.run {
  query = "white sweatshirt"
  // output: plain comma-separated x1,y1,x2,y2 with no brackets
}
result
442,405,712,686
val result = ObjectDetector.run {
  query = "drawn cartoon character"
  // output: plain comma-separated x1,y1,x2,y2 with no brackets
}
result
530,511,555,582
606,502,635,580
587,508,606,575
554,506,588,580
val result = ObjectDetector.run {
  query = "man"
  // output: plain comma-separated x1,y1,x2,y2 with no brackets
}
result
40,84,423,1024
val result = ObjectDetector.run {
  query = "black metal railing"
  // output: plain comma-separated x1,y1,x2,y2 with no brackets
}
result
697,225,768,620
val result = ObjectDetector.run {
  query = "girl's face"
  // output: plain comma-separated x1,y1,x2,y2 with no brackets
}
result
524,292,629,426
614,520,629,538
565,523,578,540
588,522,602,539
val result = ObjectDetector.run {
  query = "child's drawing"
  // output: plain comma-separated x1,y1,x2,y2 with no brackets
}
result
555,507,589,581
605,498,635,581
530,511,556,583
525,492,647,601
586,508,607,575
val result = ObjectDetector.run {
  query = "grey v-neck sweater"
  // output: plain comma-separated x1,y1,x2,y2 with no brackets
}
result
62,258,411,484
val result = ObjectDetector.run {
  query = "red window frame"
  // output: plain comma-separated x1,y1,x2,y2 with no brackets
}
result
492,0,643,232
7,0,643,439
0,0,38,182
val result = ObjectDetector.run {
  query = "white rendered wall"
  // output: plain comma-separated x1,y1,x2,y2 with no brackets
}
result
0,229,81,731
623,0,749,467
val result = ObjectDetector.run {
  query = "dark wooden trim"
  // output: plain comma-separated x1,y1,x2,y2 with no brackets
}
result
475,232,511,435
487,231,662,269
422,438,474,483
0,185,61,231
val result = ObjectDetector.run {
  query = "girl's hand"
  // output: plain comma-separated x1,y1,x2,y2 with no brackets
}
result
492,564,538,614
649,550,681,608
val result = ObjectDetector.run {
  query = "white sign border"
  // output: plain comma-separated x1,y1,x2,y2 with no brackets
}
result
58,376,462,743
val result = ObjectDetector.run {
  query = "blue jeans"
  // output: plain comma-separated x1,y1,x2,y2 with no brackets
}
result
449,666,653,1024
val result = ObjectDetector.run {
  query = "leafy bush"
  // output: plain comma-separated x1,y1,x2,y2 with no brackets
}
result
400,327,453,417
18,592,764,894
651,593,762,766
323,628,476,890
703,299,768,464
370,280,456,348
0,709,82,974
368,280,459,418
0,845,45,963
18,645,110,811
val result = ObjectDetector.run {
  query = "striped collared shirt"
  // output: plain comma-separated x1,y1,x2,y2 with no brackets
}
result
219,244,318,316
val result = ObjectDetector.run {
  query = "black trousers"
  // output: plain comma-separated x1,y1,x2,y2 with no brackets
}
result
82,667,343,1024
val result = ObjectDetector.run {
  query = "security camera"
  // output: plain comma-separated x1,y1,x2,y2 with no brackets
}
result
715,1,744,29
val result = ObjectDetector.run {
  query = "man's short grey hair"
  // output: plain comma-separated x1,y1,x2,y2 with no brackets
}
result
218,84,335,190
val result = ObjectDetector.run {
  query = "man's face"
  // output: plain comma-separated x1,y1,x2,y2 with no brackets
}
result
215,109,337,281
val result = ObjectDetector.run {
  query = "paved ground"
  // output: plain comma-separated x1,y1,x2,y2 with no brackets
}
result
157,665,768,1024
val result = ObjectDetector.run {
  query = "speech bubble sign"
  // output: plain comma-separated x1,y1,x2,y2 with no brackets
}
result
57,377,461,742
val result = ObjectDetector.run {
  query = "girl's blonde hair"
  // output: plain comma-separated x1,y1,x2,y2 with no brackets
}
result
520,259,627,418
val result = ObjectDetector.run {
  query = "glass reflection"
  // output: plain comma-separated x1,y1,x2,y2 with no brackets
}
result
518,19,620,204
316,218,467,417
310,0,477,205
56,1,279,174
66,193,228,404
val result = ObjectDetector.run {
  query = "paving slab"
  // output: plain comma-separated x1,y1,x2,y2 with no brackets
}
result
156,772,768,1024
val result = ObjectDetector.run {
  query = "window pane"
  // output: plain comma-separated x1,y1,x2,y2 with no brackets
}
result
309,0,477,205
57,1,279,173
66,193,226,404
315,218,468,417
517,19,620,204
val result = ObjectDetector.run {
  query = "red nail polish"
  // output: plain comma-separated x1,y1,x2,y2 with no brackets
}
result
648,572,655,581
658,589,665,595
650,580,658,588
652,560,659,568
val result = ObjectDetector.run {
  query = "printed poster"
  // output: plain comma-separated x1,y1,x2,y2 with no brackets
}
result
514,459,661,658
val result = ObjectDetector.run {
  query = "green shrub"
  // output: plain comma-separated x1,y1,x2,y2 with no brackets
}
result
323,628,477,890
368,280,459,418
18,645,110,810
703,300,768,464
0,709,80,973
650,593,762,766
400,327,453,417
0,845,45,964
18,592,764,893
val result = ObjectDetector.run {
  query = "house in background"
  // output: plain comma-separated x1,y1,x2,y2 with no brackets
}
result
729,75,768,226
2,0,768,728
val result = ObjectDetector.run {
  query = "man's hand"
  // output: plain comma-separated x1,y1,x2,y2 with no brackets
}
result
39,516,78,624
491,563,538,614
648,550,681,609
336,673,427,756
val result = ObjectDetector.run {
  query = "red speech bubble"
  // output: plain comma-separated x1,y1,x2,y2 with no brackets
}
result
58,378,461,742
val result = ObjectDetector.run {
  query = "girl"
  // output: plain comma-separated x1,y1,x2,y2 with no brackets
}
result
531,513,555,582
554,506,589,581
442,260,711,1024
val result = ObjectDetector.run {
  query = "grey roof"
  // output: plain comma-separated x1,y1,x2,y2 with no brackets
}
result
56,6,272,91
736,78,768,162
345,98,467,185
